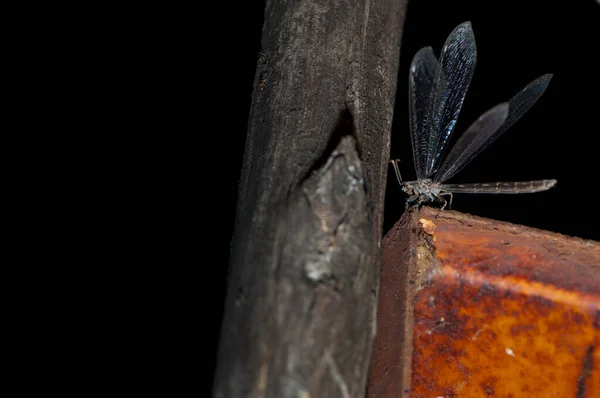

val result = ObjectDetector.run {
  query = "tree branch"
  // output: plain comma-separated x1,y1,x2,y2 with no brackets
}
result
214,1,408,396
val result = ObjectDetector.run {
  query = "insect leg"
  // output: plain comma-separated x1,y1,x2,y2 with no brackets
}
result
405,195,418,210
438,195,448,211
439,192,453,210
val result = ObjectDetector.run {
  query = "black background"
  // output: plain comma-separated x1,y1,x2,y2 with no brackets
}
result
215,0,600,381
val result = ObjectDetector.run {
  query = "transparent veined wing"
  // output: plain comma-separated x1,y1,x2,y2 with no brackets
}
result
409,46,439,180
494,74,552,138
424,21,477,177
433,74,552,182
434,103,509,182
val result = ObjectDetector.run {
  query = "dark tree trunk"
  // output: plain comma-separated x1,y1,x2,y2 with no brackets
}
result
214,1,408,396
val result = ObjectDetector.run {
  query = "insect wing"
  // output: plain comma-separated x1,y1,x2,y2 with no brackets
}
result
495,74,552,138
409,46,439,180
434,103,509,182
425,21,477,177
433,74,552,182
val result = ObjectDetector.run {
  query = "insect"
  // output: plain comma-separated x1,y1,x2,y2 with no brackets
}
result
392,21,556,210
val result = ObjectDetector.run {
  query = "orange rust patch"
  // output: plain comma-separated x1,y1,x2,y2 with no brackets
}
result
370,207,600,398
411,208,600,397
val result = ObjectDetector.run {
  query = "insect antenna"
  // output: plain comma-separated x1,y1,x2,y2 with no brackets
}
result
390,159,403,185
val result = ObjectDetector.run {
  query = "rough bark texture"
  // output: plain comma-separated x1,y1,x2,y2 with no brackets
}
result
369,207,600,397
214,1,408,397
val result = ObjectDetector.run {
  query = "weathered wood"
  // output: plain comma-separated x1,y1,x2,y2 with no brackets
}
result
368,207,600,397
213,1,408,397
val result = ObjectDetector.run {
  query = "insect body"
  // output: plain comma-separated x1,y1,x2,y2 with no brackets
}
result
395,21,556,210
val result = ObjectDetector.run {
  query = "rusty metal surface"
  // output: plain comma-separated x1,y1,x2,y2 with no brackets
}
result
369,207,600,397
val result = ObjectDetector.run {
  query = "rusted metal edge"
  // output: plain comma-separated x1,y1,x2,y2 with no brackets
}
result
368,208,418,397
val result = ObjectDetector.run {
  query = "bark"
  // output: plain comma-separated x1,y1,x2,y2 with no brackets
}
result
213,0,408,396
